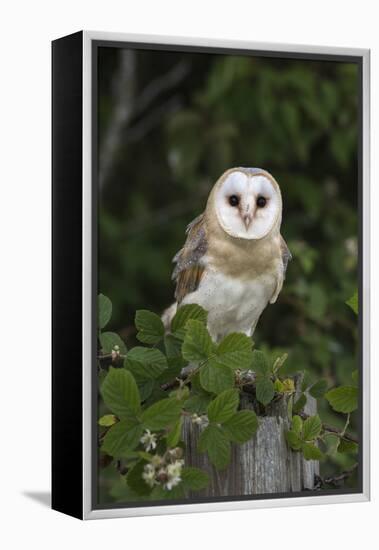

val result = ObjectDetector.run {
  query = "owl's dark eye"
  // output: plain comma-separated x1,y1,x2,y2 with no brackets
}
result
256,196,267,208
229,195,239,207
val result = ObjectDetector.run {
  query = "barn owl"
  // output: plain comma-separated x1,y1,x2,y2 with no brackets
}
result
163,167,291,341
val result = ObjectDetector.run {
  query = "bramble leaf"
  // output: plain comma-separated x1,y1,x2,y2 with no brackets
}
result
99,331,127,355
181,467,209,491
309,379,328,399
292,415,303,436
302,414,322,441
166,417,183,447
200,360,235,394
251,350,270,377
135,310,165,344
216,333,253,371
286,430,303,450
164,334,184,358
184,393,212,414
98,414,117,427
274,379,285,392
141,397,182,430
98,294,112,329
256,377,275,405
171,304,207,339
182,320,214,362
125,347,168,381
102,420,143,457
207,389,239,424
293,393,307,413
338,439,358,454
325,385,358,413
302,442,324,461
198,424,231,470
101,367,141,418
126,460,152,495
346,290,358,314
223,410,258,443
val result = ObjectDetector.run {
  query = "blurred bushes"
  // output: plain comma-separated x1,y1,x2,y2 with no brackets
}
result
98,47,359,480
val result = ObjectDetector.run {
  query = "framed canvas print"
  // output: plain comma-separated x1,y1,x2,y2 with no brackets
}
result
52,31,370,520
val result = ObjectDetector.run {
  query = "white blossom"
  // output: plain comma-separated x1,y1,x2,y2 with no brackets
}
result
140,429,157,452
164,459,184,490
142,463,157,487
191,413,209,428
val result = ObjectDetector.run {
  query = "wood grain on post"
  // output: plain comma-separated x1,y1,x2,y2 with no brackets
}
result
182,380,319,497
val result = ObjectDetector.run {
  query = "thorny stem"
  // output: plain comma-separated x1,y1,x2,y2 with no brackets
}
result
314,463,358,489
299,411,358,444
340,413,351,438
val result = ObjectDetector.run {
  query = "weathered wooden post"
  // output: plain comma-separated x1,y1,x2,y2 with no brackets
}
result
182,381,319,497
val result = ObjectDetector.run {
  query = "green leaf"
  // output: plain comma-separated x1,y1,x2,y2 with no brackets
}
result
274,379,285,392
256,377,275,405
216,333,253,370
251,350,270,377
184,393,212,414
207,389,239,424
126,460,152,496
138,380,155,401
150,484,185,500
272,353,288,373
302,442,324,461
102,420,143,457
171,304,208,339
292,415,303,436
99,332,127,355
141,397,182,431
125,347,168,381
166,417,183,448
181,467,209,491
325,385,358,413
223,410,258,443
302,415,322,441
346,290,358,314
301,371,313,391
182,320,214,363
135,310,165,344
309,379,328,399
281,378,295,392
98,414,117,427
157,361,184,384
101,367,141,419
286,430,303,450
164,334,184,358
198,424,231,470
200,360,235,394
293,393,307,413
338,439,358,454
98,294,112,329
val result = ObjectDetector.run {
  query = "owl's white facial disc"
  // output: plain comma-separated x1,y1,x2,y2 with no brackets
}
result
214,171,281,239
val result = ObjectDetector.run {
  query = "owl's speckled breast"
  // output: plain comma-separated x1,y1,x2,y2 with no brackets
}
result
181,266,277,341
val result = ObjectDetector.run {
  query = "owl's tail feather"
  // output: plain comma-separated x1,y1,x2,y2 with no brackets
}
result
161,302,178,331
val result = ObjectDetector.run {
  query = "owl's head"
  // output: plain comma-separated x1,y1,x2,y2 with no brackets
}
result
210,168,282,240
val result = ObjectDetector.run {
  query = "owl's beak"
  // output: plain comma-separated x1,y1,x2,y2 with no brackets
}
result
242,213,253,230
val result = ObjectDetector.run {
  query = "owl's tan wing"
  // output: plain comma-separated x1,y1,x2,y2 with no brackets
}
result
270,235,292,304
172,213,208,304
280,235,292,276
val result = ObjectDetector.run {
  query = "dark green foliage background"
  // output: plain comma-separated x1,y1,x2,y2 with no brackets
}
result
98,46,359,498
